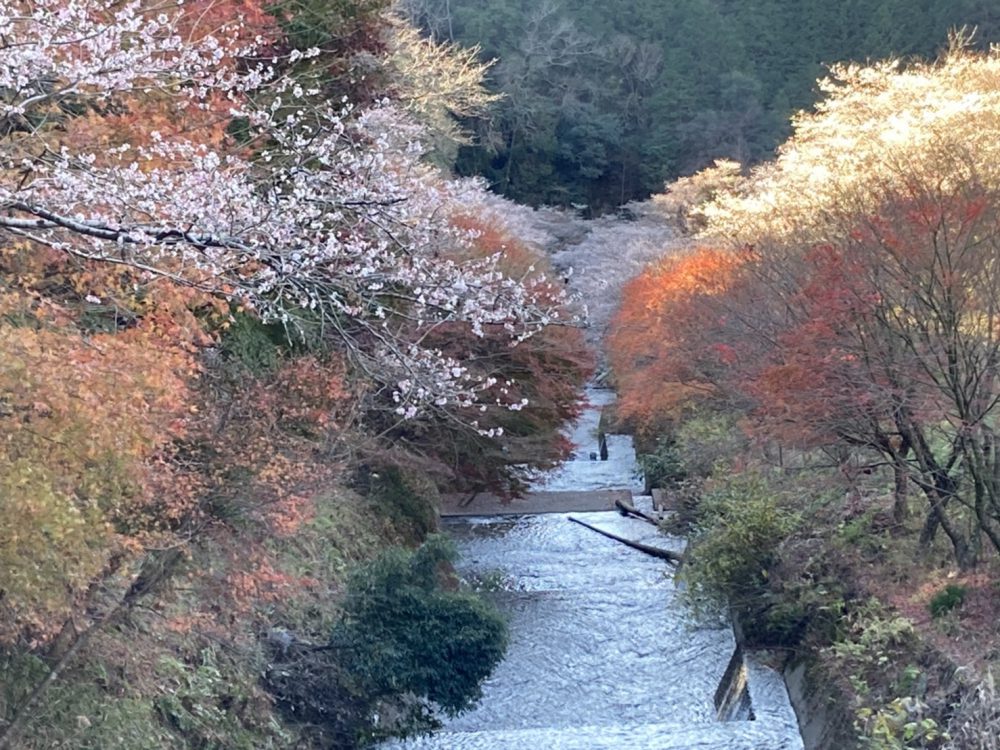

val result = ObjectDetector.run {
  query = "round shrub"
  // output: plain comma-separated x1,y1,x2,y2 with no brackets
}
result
928,584,966,619
266,536,507,746
681,472,799,616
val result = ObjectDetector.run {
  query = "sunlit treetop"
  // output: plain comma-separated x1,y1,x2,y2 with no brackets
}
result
698,37,1000,244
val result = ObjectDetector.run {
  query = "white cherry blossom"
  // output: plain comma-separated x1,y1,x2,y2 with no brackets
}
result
0,0,571,422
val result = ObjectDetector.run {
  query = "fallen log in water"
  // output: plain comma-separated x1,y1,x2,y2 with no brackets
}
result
568,516,682,565
614,497,660,525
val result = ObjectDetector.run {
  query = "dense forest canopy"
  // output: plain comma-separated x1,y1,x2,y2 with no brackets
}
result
401,0,1000,209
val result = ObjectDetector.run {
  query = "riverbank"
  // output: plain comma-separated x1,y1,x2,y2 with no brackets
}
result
629,427,1000,750
0,479,446,749
783,528,1000,750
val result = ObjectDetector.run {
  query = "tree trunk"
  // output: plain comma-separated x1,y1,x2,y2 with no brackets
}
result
0,623,102,750
901,419,973,566
891,460,909,529
568,516,682,564
919,506,940,546
918,486,975,569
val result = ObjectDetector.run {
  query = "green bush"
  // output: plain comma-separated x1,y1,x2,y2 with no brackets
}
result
638,437,686,490
154,648,291,750
367,466,440,540
266,536,508,746
928,585,966,619
830,602,915,663
218,313,285,375
0,638,286,750
674,413,748,478
332,536,507,720
680,471,799,617
827,600,918,699
857,697,948,750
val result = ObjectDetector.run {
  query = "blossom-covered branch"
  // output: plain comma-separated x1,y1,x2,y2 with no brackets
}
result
0,0,571,419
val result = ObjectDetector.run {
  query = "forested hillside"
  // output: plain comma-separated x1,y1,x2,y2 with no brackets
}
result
401,0,1000,208
0,2,589,747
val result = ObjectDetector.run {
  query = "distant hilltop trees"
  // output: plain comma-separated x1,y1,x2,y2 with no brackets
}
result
401,0,1000,209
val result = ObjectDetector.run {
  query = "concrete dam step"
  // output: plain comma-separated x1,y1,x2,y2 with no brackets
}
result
395,720,800,750
440,489,633,516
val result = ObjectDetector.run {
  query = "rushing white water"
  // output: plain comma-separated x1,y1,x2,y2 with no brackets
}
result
385,389,804,749
532,388,644,493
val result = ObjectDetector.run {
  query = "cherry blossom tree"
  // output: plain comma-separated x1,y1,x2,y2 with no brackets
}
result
0,0,569,425
0,5,586,745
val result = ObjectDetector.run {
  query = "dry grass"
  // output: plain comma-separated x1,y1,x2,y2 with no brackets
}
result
946,672,1000,750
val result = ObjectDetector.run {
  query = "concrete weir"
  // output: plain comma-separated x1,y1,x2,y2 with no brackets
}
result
386,388,805,750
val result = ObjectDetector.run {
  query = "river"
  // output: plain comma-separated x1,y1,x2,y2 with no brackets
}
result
387,389,804,749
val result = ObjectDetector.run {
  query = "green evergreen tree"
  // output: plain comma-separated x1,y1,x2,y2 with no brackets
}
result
402,0,1000,208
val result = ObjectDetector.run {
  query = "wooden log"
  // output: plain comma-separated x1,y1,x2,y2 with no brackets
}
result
614,497,659,525
568,516,682,565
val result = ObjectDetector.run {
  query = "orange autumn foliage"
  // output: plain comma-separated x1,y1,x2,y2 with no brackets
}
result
192,350,350,531
160,343,353,628
0,234,357,644
608,246,744,437
178,0,276,43
451,213,551,273
0,261,205,643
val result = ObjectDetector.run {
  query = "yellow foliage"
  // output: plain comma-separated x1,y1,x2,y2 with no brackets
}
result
699,38,1000,244
387,19,500,158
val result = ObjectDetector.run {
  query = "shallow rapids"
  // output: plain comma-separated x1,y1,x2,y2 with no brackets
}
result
386,389,804,749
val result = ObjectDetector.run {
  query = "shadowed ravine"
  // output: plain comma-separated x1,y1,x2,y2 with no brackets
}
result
386,388,805,749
